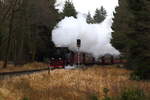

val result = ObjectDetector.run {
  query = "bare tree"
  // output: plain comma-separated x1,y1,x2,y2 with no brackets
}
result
3,0,22,68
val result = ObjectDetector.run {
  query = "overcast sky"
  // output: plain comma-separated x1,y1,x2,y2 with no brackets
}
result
55,0,118,16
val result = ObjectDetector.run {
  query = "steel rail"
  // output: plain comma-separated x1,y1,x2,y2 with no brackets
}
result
0,68,49,80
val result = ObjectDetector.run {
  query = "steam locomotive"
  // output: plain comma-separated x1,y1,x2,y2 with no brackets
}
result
48,47,127,69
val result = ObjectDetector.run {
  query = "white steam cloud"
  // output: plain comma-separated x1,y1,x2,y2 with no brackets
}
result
52,0,119,58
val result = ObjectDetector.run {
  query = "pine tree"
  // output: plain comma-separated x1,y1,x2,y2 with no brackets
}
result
127,0,150,79
111,0,132,53
86,12,94,24
93,6,107,23
112,0,150,79
62,0,77,18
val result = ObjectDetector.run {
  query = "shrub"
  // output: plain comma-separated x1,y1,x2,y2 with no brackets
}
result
131,68,150,80
130,72,141,81
120,88,145,100
103,88,112,100
23,97,30,100
90,94,99,100
103,97,112,100
0,96,4,100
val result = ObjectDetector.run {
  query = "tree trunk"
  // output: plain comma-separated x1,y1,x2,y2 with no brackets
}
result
3,9,15,68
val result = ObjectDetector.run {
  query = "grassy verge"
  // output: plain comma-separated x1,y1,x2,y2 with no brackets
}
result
0,65,149,100
0,62,48,72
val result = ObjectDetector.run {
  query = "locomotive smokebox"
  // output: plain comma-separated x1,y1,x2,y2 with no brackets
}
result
77,39,81,48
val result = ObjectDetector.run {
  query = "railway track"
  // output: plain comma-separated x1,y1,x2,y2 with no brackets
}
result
0,65,111,80
0,68,49,80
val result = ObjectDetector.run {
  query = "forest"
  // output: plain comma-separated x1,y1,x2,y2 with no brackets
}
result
0,0,150,79
0,0,106,66
0,0,60,67
0,0,150,100
112,0,150,80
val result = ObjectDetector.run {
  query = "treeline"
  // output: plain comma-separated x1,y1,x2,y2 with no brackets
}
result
86,6,107,24
0,0,60,67
61,0,107,24
112,0,150,79
0,0,107,68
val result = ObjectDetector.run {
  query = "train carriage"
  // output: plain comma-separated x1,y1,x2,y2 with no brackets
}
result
48,47,127,69
73,52,85,65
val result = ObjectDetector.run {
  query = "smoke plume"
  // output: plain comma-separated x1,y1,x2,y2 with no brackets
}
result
52,14,119,57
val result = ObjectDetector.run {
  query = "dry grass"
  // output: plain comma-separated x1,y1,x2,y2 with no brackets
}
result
0,65,150,100
0,62,48,72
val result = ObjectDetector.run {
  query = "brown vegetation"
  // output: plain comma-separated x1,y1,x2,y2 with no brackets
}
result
0,62,48,72
0,65,150,100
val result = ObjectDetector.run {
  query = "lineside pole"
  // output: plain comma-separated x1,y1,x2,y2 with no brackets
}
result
77,47,80,68
77,39,81,68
